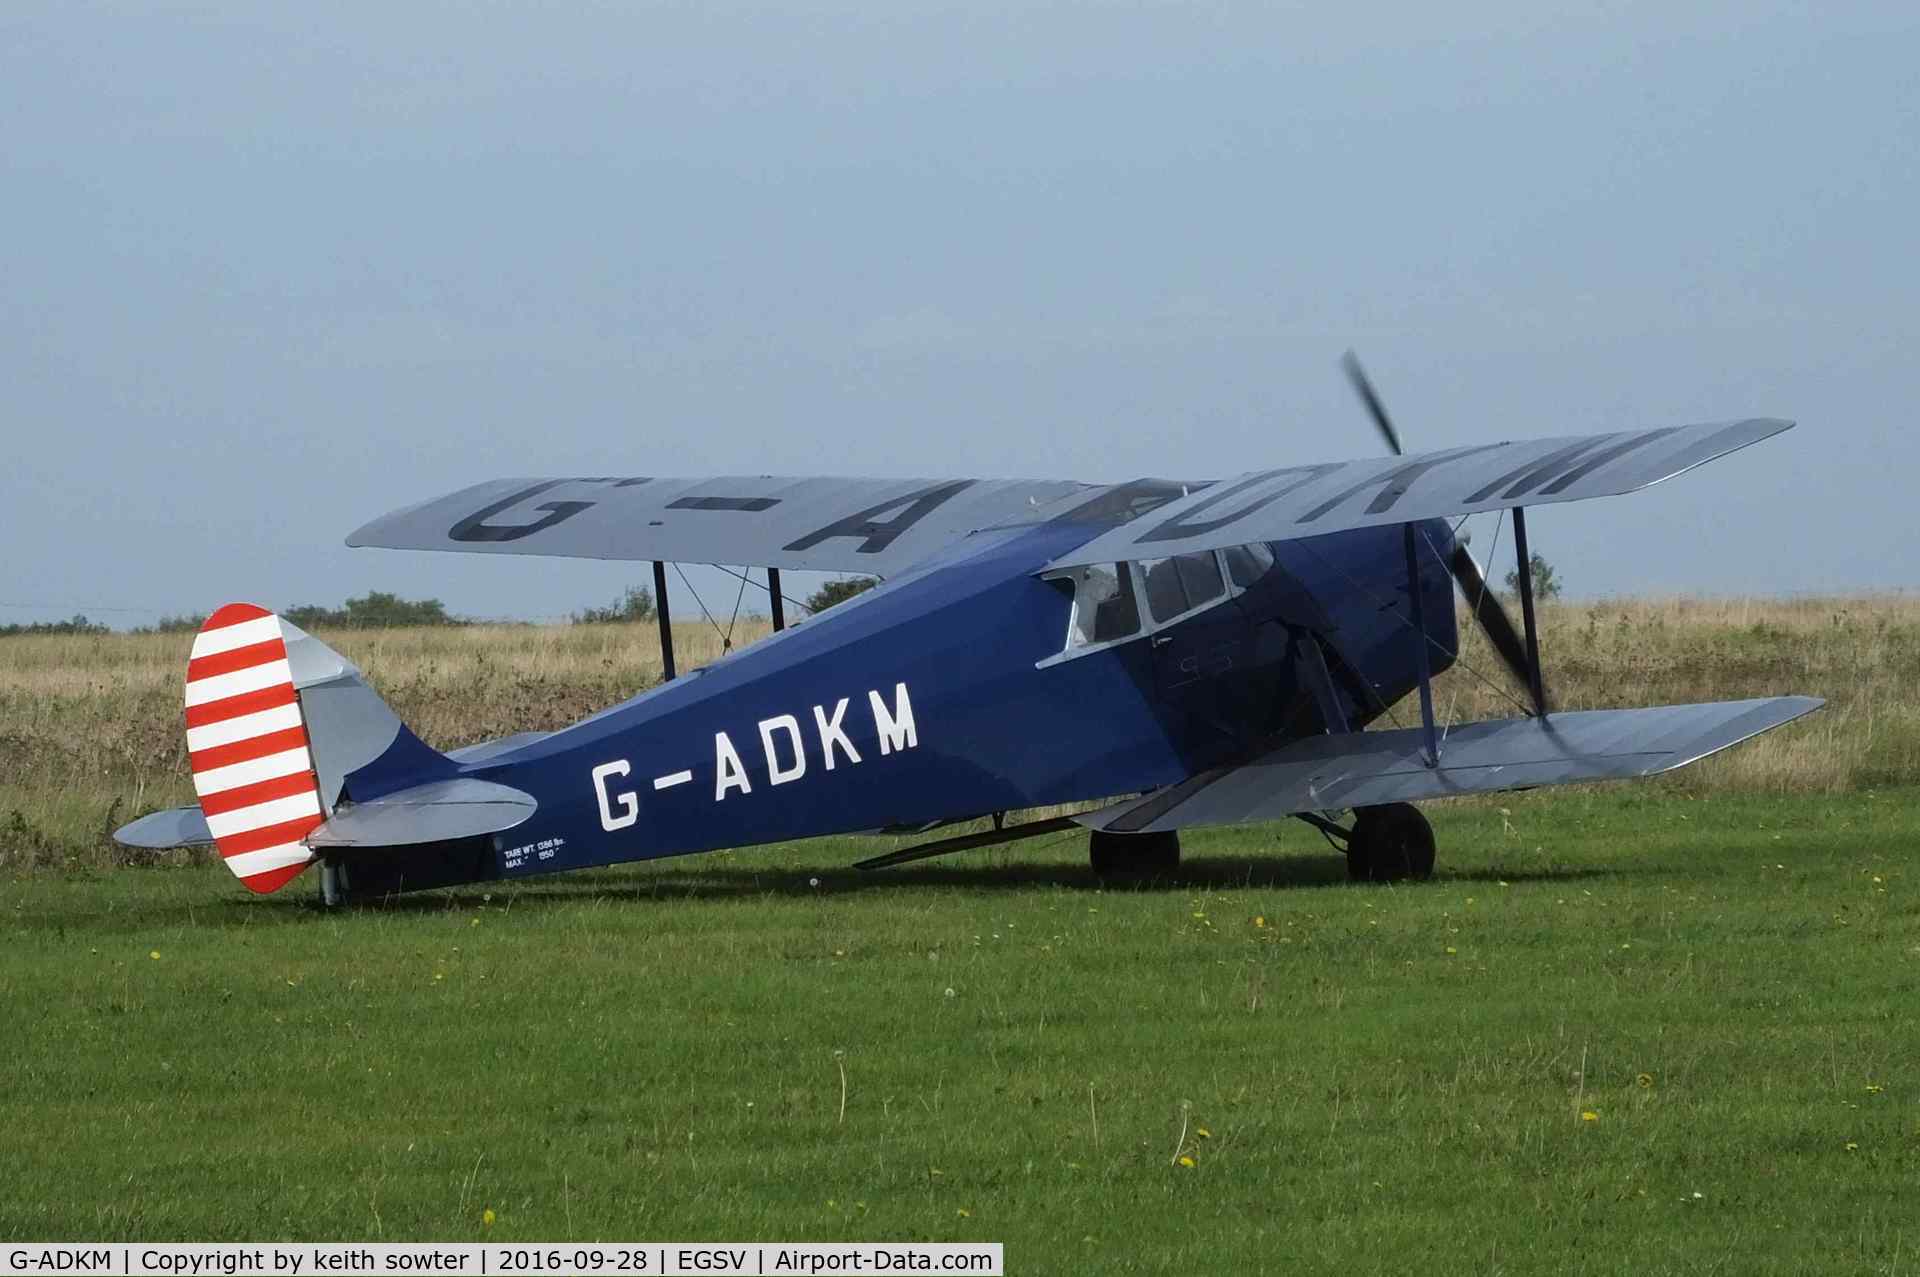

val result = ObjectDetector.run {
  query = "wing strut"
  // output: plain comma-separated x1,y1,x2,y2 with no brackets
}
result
653,560,677,680
768,567,787,630
1510,507,1548,718
853,816,1080,871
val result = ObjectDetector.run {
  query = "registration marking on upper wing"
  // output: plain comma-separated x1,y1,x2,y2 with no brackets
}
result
1047,419,1791,569
350,475,1097,577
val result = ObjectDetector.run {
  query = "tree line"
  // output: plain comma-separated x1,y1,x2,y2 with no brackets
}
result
1,559,1556,637
0,578,883,638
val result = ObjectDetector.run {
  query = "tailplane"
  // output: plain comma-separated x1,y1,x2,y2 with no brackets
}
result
128,602,457,893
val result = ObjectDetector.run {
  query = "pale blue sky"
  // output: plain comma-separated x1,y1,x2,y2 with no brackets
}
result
4,1,1914,625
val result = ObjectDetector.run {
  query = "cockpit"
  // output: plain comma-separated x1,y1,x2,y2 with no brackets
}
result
1045,542,1276,663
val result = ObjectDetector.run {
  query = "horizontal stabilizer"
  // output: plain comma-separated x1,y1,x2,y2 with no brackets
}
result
1079,697,1823,834
305,778,537,849
114,805,214,849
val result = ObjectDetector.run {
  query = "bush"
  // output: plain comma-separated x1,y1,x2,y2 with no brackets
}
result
134,614,207,635
574,586,657,625
0,615,109,638
283,592,463,629
804,577,878,614
1504,554,1564,601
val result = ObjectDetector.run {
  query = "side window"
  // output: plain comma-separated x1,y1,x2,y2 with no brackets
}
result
1065,564,1141,649
1175,552,1225,608
1140,553,1224,624
1224,542,1275,589
1139,557,1189,623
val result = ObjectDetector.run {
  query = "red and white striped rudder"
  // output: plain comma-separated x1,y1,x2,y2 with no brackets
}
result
183,603,324,894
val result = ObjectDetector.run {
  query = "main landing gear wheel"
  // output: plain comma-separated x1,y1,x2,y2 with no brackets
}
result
1346,803,1435,883
1089,829,1181,880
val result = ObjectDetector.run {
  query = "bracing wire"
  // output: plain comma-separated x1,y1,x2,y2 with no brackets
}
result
705,563,812,620
671,561,727,648
722,567,751,651
1437,509,1506,743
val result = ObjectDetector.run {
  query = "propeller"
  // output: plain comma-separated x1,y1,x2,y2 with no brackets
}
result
1340,350,1550,712
1341,350,1403,457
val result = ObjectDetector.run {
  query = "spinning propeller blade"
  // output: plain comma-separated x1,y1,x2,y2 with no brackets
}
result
1446,542,1549,711
1341,349,1404,457
1340,351,1549,711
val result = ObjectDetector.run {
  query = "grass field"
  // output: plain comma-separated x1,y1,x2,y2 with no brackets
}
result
3,792,1916,1272
2,598,1916,1271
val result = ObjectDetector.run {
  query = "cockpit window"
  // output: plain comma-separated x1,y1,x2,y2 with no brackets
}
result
1176,552,1225,605
1064,564,1141,648
1224,542,1275,589
1140,552,1226,623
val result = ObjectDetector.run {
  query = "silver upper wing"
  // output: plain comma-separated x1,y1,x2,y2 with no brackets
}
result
348,475,1099,577
1047,418,1792,570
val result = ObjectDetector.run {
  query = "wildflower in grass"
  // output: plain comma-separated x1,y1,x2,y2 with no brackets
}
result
1177,1156,1196,1168
1254,916,1266,928
956,1209,971,1218
1845,1142,1859,1152
482,1208,495,1227
1444,947,1457,955
1865,1084,1885,1095
149,951,160,961
1581,1111,1599,1122
1195,1127,1211,1140
943,987,956,998
1637,1073,1655,1089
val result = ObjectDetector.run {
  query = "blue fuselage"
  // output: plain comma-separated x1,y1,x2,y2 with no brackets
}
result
341,517,1459,891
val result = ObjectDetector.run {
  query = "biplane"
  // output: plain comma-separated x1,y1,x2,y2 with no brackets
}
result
116,361,1821,902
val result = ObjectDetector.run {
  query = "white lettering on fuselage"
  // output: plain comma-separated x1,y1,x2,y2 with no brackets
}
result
593,684,919,830
759,713,807,785
813,697,861,769
591,760,638,830
869,681,916,755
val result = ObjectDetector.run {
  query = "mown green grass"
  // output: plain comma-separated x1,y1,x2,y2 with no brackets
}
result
3,788,1915,1273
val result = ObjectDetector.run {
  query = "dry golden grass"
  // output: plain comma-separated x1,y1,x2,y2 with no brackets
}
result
1428,594,1919,793
1,596,1911,870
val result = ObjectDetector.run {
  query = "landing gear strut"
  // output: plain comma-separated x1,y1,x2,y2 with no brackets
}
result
1089,828,1180,879
1344,803,1435,883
